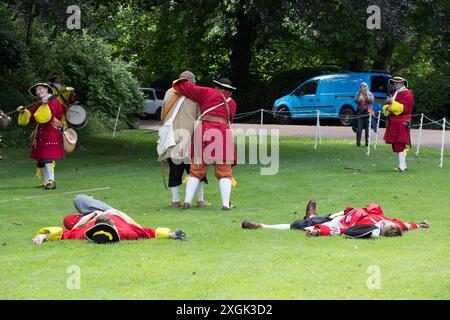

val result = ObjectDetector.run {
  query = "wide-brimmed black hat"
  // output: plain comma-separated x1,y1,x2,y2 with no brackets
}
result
213,78,236,91
85,223,120,244
389,76,408,87
49,73,61,82
343,224,380,239
28,82,53,97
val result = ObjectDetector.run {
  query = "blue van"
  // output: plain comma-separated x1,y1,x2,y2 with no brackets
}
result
272,72,391,125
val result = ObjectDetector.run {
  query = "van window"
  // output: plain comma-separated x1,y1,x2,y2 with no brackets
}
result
142,90,155,100
155,90,166,100
371,76,389,94
296,80,318,95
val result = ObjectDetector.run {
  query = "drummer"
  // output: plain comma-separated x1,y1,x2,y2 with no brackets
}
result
49,73,77,109
16,82,66,190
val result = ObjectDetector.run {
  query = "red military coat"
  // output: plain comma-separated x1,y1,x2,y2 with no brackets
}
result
27,99,65,161
313,203,418,236
384,89,414,145
172,79,237,164
61,215,156,240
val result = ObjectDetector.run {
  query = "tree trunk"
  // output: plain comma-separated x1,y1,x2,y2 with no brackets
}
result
25,0,36,46
372,39,394,72
229,4,254,86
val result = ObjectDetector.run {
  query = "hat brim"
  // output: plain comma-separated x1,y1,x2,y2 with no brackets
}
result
29,83,54,97
213,80,236,91
85,223,120,244
389,78,408,87
343,224,379,239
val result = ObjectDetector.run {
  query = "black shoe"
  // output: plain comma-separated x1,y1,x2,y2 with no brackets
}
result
44,180,56,190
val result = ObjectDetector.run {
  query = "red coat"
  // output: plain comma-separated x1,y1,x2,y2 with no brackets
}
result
313,203,419,236
61,215,156,240
384,89,414,145
172,79,237,163
28,99,65,161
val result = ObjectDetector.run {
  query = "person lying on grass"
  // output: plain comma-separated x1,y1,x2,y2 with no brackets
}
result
242,200,429,238
32,194,186,244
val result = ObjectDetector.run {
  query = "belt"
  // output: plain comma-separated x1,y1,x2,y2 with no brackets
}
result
201,115,229,125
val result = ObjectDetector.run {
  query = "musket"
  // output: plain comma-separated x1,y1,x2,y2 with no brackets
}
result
4,87,74,116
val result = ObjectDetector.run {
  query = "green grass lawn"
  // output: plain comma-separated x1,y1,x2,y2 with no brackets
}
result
0,130,449,299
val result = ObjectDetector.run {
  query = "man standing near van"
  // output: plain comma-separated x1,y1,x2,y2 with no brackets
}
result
382,77,414,173
159,71,210,208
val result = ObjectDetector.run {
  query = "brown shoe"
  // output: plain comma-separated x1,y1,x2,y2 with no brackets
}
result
222,206,231,211
197,201,212,208
242,220,262,229
304,199,317,220
44,180,56,190
170,202,181,208
182,202,191,209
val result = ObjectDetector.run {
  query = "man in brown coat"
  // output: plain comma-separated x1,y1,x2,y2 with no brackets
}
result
158,71,210,208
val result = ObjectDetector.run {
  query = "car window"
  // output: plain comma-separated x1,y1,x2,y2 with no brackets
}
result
371,76,389,94
296,80,318,95
141,91,155,100
155,90,166,100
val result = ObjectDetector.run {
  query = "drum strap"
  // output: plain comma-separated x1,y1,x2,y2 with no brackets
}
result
53,86,70,109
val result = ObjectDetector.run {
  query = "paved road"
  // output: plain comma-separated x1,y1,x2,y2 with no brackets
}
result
139,119,449,149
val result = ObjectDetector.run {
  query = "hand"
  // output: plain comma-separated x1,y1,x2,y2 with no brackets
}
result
171,229,187,240
386,97,393,104
16,106,24,113
305,228,320,237
32,233,49,245
418,221,429,228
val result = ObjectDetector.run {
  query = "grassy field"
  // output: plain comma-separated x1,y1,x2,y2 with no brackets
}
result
0,130,449,299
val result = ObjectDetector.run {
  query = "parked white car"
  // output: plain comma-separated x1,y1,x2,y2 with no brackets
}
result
139,87,166,120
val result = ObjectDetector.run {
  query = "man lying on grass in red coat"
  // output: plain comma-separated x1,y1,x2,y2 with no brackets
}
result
32,194,186,244
242,200,429,238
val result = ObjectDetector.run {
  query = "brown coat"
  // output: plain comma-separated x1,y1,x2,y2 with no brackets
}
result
158,88,200,162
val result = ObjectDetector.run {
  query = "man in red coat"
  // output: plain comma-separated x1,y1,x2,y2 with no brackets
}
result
17,82,66,189
304,203,429,237
382,77,414,173
32,194,187,244
172,78,237,211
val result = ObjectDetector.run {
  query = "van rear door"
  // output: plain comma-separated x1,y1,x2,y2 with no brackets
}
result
370,75,390,112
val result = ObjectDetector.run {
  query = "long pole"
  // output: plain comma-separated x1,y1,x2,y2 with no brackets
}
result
374,111,381,150
259,108,264,141
415,113,424,157
113,104,122,139
439,118,445,168
367,113,372,157
314,110,320,149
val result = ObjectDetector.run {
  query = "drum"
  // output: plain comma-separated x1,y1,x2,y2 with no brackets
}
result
66,104,87,128
0,110,11,130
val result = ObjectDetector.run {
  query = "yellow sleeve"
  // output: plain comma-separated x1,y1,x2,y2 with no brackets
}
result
155,227,171,239
17,109,31,126
38,227,63,241
34,104,52,124
390,101,404,116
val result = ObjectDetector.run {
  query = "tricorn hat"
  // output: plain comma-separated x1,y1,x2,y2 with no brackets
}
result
28,82,53,97
49,73,62,82
213,78,236,91
389,76,408,87
343,224,380,239
85,223,120,244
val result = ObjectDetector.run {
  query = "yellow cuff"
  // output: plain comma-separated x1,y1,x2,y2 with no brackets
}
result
382,104,390,117
34,104,52,124
18,109,31,126
38,227,63,241
155,227,171,239
390,101,404,115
